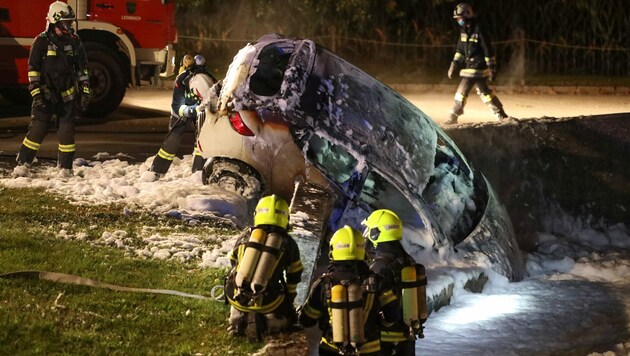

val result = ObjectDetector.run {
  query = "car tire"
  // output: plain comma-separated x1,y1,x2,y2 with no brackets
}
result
84,42,127,118
202,159,265,202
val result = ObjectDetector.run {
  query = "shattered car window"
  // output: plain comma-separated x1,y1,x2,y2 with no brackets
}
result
250,43,294,97
302,131,359,185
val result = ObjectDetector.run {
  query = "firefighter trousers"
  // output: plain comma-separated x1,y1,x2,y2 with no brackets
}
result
17,99,76,169
450,77,507,119
151,115,206,175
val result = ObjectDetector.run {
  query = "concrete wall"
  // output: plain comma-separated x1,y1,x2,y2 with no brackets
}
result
444,113,630,251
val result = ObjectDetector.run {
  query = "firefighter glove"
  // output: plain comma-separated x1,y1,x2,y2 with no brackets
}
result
448,62,459,79
80,81,91,112
32,94,48,111
488,66,497,82
183,106,197,120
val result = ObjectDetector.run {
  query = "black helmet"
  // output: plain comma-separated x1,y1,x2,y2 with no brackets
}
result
453,3,474,19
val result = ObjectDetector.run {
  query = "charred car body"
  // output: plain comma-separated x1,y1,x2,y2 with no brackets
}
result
196,34,523,282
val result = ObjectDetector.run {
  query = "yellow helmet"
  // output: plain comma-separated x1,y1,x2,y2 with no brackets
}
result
361,209,403,247
329,226,366,261
179,54,195,74
253,195,289,229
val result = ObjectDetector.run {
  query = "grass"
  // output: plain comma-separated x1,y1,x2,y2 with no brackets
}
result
0,187,262,355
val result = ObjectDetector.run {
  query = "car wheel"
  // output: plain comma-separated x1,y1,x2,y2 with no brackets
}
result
202,159,264,202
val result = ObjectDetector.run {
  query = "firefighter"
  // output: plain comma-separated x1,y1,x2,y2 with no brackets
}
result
224,194,303,339
13,1,90,177
444,2,510,125
299,225,400,356
147,53,217,179
363,209,428,356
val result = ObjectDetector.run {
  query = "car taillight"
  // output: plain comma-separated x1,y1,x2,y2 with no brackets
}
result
229,112,255,136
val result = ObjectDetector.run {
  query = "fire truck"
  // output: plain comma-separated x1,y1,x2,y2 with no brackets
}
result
0,0,177,117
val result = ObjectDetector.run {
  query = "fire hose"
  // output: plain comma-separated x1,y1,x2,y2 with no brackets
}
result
0,270,225,302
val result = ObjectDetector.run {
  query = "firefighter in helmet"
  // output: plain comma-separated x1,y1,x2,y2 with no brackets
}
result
224,194,303,338
363,209,428,355
146,53,217,180
299,225,400,356
13,1,90,177
444,2,510,125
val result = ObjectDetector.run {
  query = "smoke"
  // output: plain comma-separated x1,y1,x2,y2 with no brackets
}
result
504,28,526,86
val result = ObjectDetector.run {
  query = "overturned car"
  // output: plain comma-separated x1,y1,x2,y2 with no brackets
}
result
195,34,524,282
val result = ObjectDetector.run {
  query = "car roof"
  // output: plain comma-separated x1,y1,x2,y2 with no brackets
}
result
221,35,453,195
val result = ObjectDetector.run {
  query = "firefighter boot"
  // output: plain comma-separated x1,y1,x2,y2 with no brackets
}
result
227,307,247,337
444,113,459,125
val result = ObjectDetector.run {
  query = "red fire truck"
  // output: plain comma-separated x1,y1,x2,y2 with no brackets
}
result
0,0,177,117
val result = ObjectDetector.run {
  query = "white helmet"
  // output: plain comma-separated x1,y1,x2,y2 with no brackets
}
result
47,1,75,24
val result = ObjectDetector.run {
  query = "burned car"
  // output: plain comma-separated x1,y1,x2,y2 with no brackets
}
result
196,34,523,282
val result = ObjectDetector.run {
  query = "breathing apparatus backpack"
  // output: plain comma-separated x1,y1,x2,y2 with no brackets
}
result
401,263,428,337
324,275,374,355
374,256,428,338
231,228,285,306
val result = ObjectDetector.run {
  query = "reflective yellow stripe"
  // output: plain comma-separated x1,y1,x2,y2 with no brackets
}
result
82,86,90,94
322,338,381,353
157,148,176,161
454,92,466,102
460,34,467,41
61,86,75,97
480,93,493,103
287,260,303,273
30,88,41,97
302,304,321,319
193,147,202,156
47,50,57,56
381,330,407,342
23,137,40,151
228,293,284,314
359,339,381,354
453,53,463,61
378,290,397,306
286,283,298,293
58,143,75,153
460,68,490,78
28,71,40,82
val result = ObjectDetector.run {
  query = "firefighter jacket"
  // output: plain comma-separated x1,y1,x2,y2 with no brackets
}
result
370,241,418,343
451,20,496,79
299,261,400,355
171,66,217,121
28,28,89,104
225,225,303,314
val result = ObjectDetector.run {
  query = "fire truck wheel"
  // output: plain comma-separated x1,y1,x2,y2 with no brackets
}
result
84,42,127,118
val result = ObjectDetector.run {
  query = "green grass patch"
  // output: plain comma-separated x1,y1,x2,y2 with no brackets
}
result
0,187,262,355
